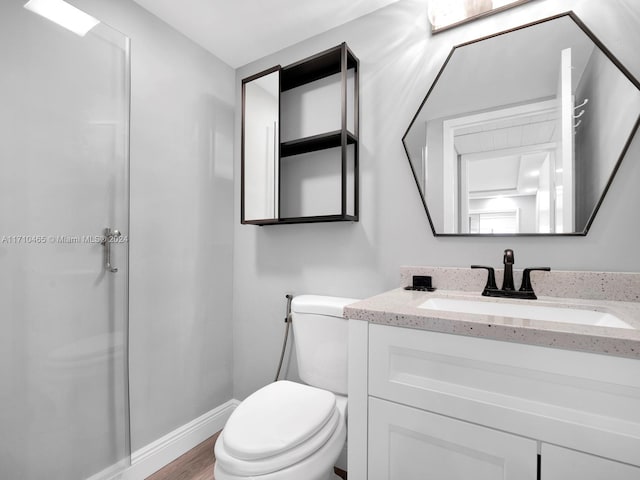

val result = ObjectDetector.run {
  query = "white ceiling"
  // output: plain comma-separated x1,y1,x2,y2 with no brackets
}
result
131,0,401,68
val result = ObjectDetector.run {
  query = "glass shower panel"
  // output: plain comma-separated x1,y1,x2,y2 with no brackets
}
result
0,2,130,479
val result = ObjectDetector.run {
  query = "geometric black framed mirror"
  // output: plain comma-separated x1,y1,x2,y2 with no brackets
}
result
403,12,640,236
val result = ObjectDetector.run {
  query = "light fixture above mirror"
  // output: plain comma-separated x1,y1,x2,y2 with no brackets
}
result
428,0,532,33
403,12,640,236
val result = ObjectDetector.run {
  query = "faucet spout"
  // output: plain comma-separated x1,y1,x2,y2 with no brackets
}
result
502,248,515,291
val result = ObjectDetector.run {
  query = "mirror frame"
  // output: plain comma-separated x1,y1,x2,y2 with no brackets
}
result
402,11,640,237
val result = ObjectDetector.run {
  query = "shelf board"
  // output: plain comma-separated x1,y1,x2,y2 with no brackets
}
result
280,130,358,158
281,43,358,91
244,214,358,226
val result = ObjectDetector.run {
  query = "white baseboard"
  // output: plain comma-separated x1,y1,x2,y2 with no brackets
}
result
87,459,131,480
89,399,239,480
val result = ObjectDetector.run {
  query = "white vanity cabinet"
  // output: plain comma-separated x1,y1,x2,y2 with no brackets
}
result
368,397,537,480
541,444,640,480
347,321,640,480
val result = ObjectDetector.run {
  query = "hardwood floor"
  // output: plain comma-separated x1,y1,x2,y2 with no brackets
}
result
145,431,347,480
147,433,220,480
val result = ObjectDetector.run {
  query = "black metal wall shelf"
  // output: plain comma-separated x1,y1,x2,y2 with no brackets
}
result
241,42,360,226
249,214,359,226
281,44,359,91
280,130,358,158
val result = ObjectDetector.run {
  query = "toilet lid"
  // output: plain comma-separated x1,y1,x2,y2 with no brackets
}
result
215,407,341,476
223,381,337,461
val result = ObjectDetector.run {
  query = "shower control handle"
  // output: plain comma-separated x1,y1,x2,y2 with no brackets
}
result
102,227,121,273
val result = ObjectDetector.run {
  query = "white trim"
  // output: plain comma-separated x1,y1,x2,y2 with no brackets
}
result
86,459,130,480
461,142,558,163
442,118,457,233
88,399,239,480
347,319,369,479
558,48,575,231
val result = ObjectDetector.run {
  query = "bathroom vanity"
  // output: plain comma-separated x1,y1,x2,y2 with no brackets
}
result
344,267,640,480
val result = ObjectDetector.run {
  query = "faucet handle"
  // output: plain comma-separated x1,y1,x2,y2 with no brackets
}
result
471,265,498,294
503,248,515,264
519,267,551,297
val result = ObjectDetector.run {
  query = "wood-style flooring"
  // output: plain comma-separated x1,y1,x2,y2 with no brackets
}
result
147,433,220,480
146,432,347,480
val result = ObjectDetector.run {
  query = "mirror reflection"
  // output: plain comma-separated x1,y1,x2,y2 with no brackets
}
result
403,12,640,235
242,69,279,222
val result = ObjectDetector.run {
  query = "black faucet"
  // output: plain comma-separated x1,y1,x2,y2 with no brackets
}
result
502,248,515,291
472,249,550,300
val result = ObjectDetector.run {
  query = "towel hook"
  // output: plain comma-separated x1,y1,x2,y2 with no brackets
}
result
574,98,589,109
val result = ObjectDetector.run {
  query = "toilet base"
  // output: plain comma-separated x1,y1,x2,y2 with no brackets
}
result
214,464,343,480
303,469,342,480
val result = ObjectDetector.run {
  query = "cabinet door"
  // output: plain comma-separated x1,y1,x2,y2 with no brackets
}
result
368,397,537,480
542,444,640,480
242,67,280,223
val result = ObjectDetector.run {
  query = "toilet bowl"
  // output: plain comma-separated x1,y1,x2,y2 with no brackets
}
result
214,295,358,480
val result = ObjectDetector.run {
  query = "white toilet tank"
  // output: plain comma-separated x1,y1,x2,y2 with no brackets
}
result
291,295,359,395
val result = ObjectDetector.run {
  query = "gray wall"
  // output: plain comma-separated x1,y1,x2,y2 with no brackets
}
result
426,117,445,229
575,45,640,230
233,0,640,400
70,0,235,450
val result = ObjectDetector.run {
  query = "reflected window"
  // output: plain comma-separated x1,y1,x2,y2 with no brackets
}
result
469,210,519,234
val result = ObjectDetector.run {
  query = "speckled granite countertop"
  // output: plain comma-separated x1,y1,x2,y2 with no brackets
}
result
344,267,640,359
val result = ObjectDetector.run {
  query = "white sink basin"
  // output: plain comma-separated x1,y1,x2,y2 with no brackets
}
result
418,297,633,329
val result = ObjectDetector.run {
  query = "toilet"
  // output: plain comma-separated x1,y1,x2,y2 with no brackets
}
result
214,295,358,480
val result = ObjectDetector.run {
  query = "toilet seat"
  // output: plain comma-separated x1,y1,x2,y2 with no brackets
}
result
223,381,337,461
216,408,340,476
214,382,347,479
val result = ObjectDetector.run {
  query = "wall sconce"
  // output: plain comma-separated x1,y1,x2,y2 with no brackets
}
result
428,0,532,33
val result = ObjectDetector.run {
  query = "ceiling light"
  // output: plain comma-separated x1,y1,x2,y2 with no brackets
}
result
556,168,563,173
24,0,99,37
528,170,540,177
